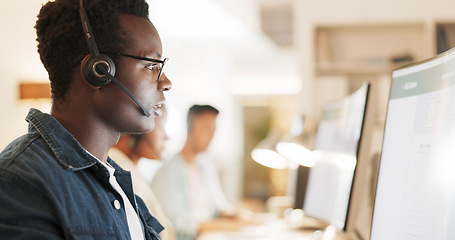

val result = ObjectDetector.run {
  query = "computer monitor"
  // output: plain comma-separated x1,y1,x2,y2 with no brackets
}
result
370,47,455,240
344,80,384,240
303,82,370,230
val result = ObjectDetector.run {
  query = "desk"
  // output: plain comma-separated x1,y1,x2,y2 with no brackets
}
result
198,214,351,240
199,228,315,240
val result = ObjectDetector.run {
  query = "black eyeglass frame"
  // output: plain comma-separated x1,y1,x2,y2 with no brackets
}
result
105,52,168,82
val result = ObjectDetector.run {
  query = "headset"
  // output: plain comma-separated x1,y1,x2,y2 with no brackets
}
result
79,0,151,117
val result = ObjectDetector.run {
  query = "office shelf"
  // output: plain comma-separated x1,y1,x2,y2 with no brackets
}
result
314,23,426,76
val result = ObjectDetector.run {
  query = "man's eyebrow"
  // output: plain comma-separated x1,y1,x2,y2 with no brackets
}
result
143,50,162,59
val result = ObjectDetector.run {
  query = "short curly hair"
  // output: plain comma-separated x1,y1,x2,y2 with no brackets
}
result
35,0,149,101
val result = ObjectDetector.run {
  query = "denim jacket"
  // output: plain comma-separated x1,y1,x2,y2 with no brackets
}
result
0,108,163,239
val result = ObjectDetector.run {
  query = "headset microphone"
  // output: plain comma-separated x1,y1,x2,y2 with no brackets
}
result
78,0,151,117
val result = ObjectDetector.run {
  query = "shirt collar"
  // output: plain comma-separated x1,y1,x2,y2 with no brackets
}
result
26,108,98,171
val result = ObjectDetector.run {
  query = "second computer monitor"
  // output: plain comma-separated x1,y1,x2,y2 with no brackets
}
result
303,82,369,230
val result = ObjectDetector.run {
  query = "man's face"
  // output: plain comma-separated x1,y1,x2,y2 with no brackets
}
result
189,112,217,153
93,14,172,134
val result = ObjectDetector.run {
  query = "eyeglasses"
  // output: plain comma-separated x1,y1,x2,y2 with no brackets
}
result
105,53,168,82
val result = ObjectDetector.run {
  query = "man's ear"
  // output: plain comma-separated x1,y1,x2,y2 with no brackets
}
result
80,55,102,90
80,54,116,89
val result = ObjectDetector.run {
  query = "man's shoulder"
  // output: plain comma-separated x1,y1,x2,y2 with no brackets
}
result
0,132,66,202
0,132,42,166
0,131,66,178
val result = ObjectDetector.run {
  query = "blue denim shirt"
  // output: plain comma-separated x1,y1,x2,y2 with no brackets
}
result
0,108,163,239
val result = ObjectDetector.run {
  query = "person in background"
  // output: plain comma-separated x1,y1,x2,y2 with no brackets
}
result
152,105,245,240
0,0,171,239
111,105,176,240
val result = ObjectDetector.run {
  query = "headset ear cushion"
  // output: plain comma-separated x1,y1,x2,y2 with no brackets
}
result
81,54,116,87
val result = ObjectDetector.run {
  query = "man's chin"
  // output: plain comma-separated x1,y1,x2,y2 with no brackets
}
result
127,124,155,135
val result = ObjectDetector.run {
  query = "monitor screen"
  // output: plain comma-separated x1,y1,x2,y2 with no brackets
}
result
303,82,369,230
370,47,455,240
313,83,369,156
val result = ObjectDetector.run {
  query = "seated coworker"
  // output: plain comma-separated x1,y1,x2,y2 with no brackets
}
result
153,105,246,240
111,105,176,240
0,0,172,239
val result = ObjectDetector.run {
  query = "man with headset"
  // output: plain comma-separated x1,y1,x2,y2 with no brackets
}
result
0,0,171,239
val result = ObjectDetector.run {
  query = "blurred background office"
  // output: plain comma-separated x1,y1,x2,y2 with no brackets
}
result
2,0,455,226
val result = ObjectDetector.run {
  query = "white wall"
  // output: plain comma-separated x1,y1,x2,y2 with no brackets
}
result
0,0,50,149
